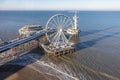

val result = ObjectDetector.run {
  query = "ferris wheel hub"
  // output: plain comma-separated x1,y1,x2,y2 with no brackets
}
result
59,28,62,32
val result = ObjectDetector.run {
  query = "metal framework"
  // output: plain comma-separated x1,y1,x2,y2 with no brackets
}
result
46,14,73,47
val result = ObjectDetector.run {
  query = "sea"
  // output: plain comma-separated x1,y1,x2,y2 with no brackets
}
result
0,11,120,80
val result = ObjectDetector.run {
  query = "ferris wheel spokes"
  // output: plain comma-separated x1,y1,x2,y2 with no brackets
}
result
46,14,73,44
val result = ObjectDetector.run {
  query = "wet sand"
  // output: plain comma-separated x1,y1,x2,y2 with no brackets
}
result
0,51,60,80
4,65,60,80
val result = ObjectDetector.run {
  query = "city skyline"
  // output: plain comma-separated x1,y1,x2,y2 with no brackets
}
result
0,0,120,11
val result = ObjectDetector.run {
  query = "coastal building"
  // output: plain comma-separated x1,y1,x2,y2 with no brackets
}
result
19,25,43,37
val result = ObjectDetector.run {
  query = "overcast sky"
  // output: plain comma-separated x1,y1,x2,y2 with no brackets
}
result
0,0,120,10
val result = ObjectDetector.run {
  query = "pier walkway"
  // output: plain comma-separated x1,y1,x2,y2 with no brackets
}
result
0,29,46,65
0,29,45,53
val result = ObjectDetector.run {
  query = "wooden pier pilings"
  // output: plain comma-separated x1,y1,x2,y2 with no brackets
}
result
53,47,75,56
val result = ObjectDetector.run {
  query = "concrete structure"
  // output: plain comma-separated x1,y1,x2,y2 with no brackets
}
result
0,29,45,65
19,25,43,37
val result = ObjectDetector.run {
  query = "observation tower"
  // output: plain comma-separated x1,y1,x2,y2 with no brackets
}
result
66,11,80,35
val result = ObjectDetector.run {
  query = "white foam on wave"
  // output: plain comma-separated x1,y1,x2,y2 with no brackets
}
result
29,56,79,80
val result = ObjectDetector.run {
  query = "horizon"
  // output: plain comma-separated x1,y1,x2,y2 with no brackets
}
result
0,0,120,11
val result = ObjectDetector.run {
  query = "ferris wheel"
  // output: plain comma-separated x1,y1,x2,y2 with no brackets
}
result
46,14,73,46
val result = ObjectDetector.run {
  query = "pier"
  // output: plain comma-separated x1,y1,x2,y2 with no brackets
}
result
0,13,79,65
0,29,46,65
